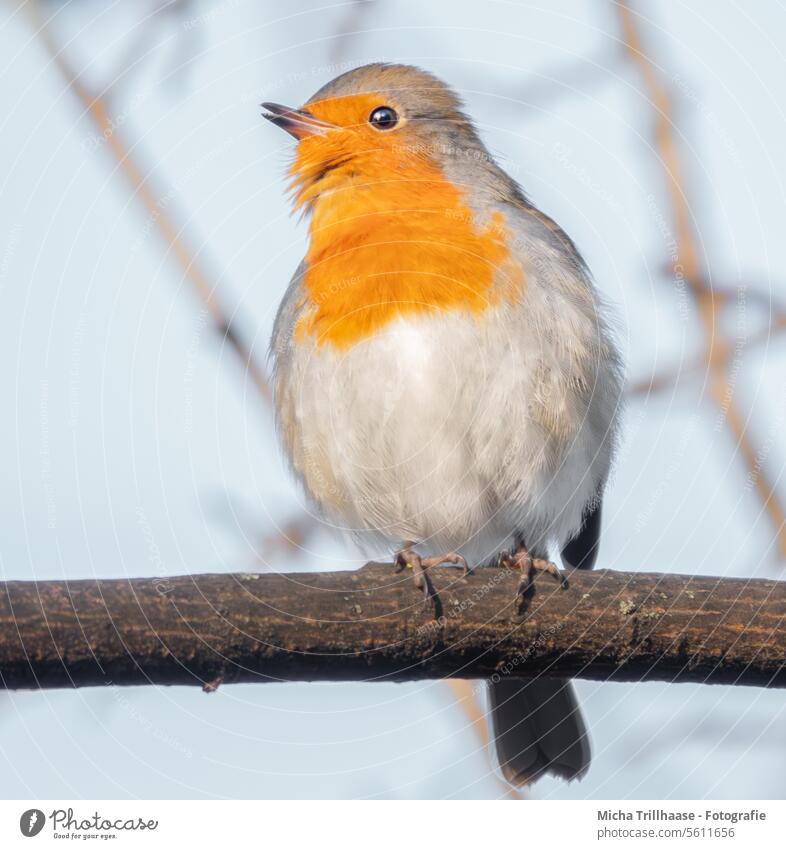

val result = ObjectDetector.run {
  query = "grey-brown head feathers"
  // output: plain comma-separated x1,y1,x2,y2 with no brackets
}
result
307,62,469,123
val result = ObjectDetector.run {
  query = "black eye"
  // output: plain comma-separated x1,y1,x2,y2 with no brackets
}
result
368,106,398,130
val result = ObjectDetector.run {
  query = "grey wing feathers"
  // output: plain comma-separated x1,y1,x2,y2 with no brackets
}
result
269,259,306,366
561,498,602,571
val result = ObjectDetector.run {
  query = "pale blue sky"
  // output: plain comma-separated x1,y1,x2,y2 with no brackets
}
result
1,0,784,799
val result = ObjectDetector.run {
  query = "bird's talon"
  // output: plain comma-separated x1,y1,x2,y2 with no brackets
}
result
393,545,470,609
496,550,516,570
414,568,437,608
508,547,566,605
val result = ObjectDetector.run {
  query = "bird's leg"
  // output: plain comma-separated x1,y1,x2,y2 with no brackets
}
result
395,542,472,605
498,544,568,601
421,551,472,577
395,544,432,603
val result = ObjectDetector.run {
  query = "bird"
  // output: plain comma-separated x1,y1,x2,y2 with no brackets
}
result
263,63,623,787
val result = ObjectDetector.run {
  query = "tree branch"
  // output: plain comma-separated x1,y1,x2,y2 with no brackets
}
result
1,565,784,690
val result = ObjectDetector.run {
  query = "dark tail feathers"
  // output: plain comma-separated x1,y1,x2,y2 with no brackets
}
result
487,677,590,785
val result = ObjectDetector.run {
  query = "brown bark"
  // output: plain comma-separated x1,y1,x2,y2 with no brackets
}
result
1,565,784,690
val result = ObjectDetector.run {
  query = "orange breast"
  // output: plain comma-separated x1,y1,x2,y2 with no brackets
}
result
295,157,524,349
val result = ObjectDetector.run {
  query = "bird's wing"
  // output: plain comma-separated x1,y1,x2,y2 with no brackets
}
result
560,498,602,571
269,259,307,365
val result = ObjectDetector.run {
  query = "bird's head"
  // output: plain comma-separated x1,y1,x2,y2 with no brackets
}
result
262,63,484,213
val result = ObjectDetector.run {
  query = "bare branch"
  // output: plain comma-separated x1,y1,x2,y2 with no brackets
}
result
1,565,784,691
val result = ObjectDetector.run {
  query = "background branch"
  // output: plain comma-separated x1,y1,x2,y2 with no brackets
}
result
616,0,786,557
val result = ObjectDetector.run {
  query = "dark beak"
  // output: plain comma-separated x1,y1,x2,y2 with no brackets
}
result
261,102,335,139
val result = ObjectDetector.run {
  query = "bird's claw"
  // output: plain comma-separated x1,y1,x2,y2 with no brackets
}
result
499,548,568,608
395,547,430,607
394,545,471,608
421,551,472,578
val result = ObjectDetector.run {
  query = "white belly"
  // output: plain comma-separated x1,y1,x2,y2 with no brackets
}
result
274,304,618,564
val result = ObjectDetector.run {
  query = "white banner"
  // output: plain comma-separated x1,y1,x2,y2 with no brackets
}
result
1,800,783,848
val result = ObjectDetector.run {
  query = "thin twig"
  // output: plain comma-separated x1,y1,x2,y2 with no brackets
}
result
23,0,271,403
445,680,524,799
616,0,786,557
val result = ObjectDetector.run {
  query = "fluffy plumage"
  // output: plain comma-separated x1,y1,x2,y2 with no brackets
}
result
267,62,624,785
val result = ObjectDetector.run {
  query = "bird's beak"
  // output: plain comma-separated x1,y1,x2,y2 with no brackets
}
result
261,102,336,139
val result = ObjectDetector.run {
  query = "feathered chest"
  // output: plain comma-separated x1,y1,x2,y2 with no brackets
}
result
270,167,621,550
290,166,525,351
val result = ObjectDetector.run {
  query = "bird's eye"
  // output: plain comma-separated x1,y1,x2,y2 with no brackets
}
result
368,106,398,130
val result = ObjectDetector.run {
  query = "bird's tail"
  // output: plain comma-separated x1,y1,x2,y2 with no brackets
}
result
487,677,590,785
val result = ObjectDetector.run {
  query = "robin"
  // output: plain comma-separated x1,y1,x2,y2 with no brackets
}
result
263,63,623,786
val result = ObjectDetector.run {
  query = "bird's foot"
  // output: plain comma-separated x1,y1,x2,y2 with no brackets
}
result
497,547,568,606
394,542,472,607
